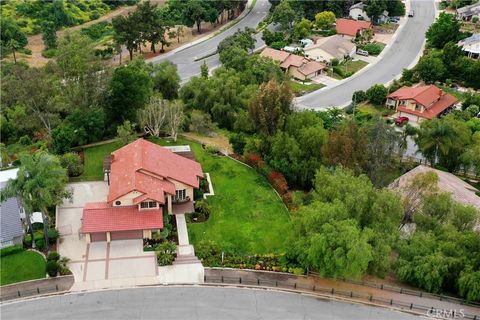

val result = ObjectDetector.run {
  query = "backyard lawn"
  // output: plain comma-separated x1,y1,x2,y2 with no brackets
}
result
1,247,46,285
79,137,292,255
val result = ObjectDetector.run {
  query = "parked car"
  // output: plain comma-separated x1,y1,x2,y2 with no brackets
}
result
396,116,409,126
389,17,400,23
408,10,415,17
356,49,369,57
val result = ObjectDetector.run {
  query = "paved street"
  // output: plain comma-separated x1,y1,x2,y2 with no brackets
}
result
296,0,436,109
1,287,421,320
149,0,270,81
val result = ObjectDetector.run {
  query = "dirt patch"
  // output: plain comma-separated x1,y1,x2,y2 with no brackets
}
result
181,131,232,154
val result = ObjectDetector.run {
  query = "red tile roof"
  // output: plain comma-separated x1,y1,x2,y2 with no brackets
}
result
107,139,203,204
389,85,458,119
298,61,326,76
82,202,163,233
336,18,372,37
260,47,290,63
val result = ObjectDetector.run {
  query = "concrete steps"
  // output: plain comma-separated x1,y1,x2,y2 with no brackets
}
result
173,254,201,265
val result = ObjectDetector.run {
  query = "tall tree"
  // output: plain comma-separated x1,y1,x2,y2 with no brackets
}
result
426,12,461,49
41,21,58,49
272,0,296,31
248,79,293,136
0,17,28,58
112,13,141,60
314,11,335,30
139,95,168,137
166,100,184,141
0,152,70,251
152,61,181,100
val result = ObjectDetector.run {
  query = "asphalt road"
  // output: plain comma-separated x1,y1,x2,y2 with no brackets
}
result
296,0,436,109
0,286,421,320
150,0,270,81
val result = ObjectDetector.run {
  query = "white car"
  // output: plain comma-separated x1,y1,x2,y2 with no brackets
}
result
356,49,369,57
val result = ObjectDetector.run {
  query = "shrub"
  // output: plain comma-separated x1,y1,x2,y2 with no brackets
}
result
58,256,71,275
267,171,289,195
472,16,479,23
47,251,60,262
60,153,83,177
244,154,265,169
359,43,383,55
229,133,247,155
0,245,23,257
46,260,60,277
156,241,176,266
32,222,44,231
42,48,57,58
366,84,388,105
47,229,60,244
270,41,288,50
194,199,211,216
19,135,32,146
331,58,340,66
353,90,367,103
35,238,46,251
205,145,220,155
195,240,222,266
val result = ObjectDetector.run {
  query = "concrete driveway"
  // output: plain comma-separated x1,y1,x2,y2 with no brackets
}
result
57,182,157,289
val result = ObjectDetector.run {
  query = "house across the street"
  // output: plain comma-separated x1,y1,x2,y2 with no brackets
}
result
304,35,356,63
0,169,24,248
335,18,373,37
458,33,480,59
81,138,204,243
456,1,480,21
260,47,326,80
386,85,458,122
349,2,389,23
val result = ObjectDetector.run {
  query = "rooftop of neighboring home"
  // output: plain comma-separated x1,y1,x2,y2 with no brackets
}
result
0,181,24,245
456,1,480,15
260,47,290,63
298,61,327,76
390,165,480,210
335,18,373,37
387,85,458,119
305,35,356,60
458,33,480,53
349,2,365,10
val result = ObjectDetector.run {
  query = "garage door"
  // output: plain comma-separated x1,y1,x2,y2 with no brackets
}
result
110,230,143,241
90,232,107,242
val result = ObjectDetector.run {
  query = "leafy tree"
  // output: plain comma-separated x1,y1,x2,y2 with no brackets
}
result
293,18,311,40
137,1,170,53
261,29,286,46
106,57,153,128
116,120,137,144
1,18,28,60
65,106,106,146
426,12,461,49
218,28,256,53
41,21,58,49
200,61,209,79
219,45,249,70
112,13,140,60
189,109,215,135
51,123,76,154
363,0,387,24
248,80,293,136
459,271,480,302
139,95,168,137
366,84,388,105
229,133,247,154
152,61,181,100
415,53,448,84
59,153,83,177
385,0,406,16
314,11,335,30
183,0,207,33
272,0,295,31
0,152,69,251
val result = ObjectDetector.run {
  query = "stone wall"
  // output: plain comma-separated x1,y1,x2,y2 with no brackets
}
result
0,275,74,301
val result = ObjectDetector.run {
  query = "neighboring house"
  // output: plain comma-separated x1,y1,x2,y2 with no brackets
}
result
304,35,356,63
456,1,480,21
336,18,373,38
390,165,480,231
0,180,24,248
349,2,389,23
82,138,204,243
260,47,326,80
386,85,458,122
458,33,480,59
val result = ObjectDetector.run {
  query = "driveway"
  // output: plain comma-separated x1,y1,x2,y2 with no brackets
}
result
57,182,157,289
296,0,436,109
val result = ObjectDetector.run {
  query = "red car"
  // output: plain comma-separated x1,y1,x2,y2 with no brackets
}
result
395,116,409,126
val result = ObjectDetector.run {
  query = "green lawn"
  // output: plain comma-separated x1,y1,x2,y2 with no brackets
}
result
1,249,46,285
289,80,325,96
80,137,292,255
342,60,369,74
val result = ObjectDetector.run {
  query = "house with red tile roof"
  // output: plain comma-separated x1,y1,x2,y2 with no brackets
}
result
260,47,326,80
82,138,203,243
386,85,458,122
335,18,373,37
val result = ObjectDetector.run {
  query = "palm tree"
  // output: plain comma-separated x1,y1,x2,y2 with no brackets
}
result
0,152,70,251
416,119,455,166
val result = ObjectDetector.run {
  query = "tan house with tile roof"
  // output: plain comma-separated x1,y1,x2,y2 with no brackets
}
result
260,48,326,80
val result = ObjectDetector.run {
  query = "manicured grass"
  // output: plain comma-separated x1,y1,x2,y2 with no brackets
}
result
342,60,369,74
289,80,325,96
1,249,46,285
79,137,292,255
355,102,395,118
79,140,124,181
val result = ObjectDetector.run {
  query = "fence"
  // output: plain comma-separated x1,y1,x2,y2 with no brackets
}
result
307,271,480,309
0,275,74,302
204,275,480,320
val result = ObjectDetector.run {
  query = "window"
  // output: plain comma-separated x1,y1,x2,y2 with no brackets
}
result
115,201,121,206
140,201,157,209
175,189,186,201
